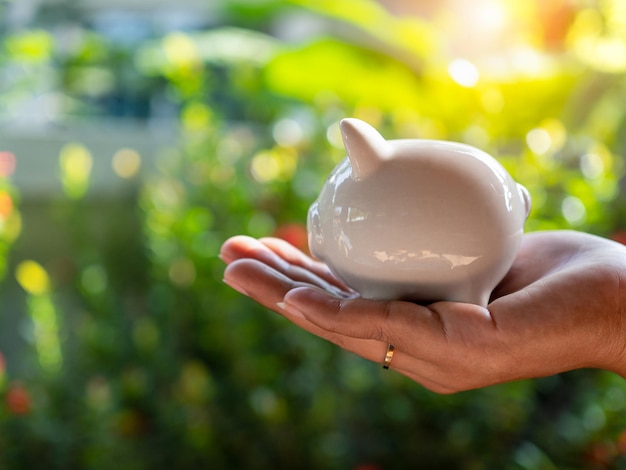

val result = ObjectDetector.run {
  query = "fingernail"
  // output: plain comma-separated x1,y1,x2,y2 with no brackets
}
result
223,278,248,296
277,300,305,320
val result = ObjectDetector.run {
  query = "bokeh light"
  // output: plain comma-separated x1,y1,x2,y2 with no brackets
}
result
0,152,16,177
112,148,142,179
580,153,605,180
5,382,31,415
448,59,480,87
561,196,587,225
5,29,53,63
27,294,62,374
472,0,508,34
250,147,298,183
273,118,305,147
326,121,344,149
163,32,200,69
0,192,13,221
168,257,196,287
568,6,626,73
16,260,50,296
182,102,213,131
526,128,552,155
59,143,93,199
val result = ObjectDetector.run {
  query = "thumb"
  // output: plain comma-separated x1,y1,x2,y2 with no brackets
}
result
282,286,446,348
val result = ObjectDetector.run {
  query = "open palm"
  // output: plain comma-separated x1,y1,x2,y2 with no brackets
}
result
221,231,626,393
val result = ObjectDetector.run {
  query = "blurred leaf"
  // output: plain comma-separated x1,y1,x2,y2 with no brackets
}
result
265,38,421,111
59,143,93,199
288,0,435,63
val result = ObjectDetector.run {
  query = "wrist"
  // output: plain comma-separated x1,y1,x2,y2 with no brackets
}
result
601,261,626,377
606,327,626,378
579,258,626,377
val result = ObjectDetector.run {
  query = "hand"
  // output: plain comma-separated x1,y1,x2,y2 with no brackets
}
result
220,231,626,393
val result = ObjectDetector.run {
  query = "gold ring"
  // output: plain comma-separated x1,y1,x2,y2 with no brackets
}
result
382,344,395,369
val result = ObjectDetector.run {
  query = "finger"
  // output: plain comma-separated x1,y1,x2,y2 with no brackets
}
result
221,235,334,283
221,235,290,270
259,237,351,291
282,286,450,357
222,237,350,297
224,259,296,310
224,259,350,316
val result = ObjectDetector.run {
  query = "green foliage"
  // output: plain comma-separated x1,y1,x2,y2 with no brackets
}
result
1,0,626,469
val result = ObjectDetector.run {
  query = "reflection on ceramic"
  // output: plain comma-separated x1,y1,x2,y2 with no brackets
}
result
308,118,531,307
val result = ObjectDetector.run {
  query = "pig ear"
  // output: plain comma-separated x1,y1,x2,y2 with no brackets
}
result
340,118,390,179
517,183,532,219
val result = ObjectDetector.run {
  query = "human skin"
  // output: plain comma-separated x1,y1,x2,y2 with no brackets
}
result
220,231,626,393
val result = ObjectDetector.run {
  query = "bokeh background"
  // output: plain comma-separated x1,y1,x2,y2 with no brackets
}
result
1,0,626,468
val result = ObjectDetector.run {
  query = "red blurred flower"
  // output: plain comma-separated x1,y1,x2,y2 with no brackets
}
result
0,192,12,221
616,429,626,454
273,223,309,254
0,152,16,178
611,231,626,245
536,0,576,50
5,382,31,415
584,440,618,467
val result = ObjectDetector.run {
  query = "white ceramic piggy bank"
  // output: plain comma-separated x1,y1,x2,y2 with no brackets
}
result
307,118,531,307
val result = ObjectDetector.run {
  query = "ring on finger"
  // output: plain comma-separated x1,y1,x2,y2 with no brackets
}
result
382,344,395,370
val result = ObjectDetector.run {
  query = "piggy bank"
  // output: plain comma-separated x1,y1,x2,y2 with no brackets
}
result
307,118,531,307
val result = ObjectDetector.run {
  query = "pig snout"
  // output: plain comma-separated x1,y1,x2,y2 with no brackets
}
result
307,202,324,260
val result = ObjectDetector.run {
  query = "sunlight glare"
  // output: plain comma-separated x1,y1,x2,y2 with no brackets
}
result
448,59,480,87
473,0,508,33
